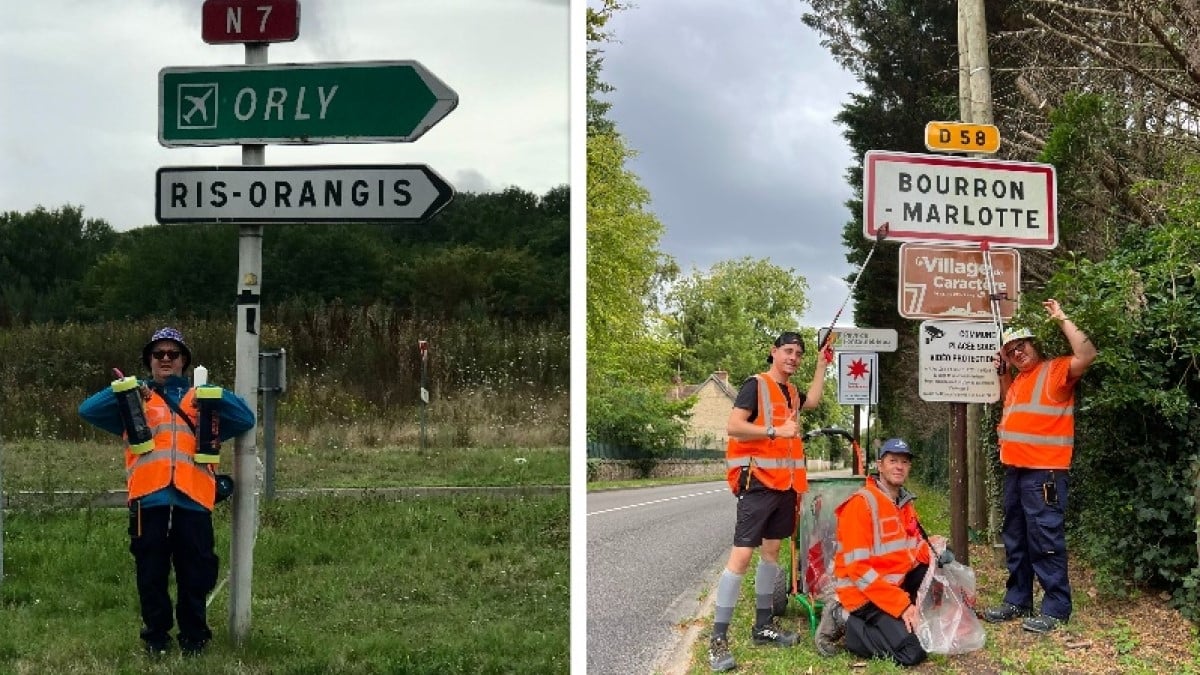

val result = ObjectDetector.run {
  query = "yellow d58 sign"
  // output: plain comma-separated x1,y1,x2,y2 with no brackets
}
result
924,121,1000,154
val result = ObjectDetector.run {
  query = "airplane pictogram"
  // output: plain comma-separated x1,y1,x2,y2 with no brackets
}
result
177,84,218,129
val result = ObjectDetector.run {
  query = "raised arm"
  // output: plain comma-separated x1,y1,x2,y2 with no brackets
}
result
1044,299,1097,379
800,347,834,411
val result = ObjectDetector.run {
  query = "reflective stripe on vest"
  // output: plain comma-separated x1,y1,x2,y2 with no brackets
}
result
833,481,927,616
125,389,216,509
834,486,923,571
725,457,801,470
126,448,207,480
757,374,773,436
854,488,923,558
998,359,1076,467
724,373,807,492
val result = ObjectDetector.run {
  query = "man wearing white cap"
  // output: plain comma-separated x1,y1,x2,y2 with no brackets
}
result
983,299,1097,633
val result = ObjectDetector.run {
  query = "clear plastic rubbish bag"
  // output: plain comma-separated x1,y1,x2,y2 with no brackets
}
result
915,541,986,655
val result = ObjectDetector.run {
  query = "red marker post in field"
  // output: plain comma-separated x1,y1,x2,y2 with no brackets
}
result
419,340,430,449
202,0,300,44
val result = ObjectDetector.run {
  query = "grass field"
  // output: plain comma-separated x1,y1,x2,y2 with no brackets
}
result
679,477,1200,674
2,441,568,494
0,442,569,674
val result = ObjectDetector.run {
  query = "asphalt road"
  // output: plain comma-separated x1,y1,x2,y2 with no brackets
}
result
586,480,734,675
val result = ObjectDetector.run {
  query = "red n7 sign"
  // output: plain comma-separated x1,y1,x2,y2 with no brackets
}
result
202,0,300,44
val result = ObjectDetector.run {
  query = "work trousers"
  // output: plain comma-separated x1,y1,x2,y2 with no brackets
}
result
1000,467,1071,620
844,564,928,667
128,502,218,648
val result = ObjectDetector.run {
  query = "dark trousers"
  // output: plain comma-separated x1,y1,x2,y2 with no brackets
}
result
128,503,218,648
844,564,929,667
1000,467,1071,620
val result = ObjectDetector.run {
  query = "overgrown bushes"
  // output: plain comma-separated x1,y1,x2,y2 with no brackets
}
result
1035,197,1200,620
1,307,568,447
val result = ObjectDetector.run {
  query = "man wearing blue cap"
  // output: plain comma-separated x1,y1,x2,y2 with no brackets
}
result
80,327,255,658
815,437,950,666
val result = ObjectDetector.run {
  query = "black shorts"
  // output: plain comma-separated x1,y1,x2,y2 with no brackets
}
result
733,470,798,547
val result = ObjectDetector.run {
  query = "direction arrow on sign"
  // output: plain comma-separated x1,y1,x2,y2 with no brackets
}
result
159,60,458,146
155,165,454,224
864,150,1057,249
898,243,1020,320
202,0,300,44
818,327,898,352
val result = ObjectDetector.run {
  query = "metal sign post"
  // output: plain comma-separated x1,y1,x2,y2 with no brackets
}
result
229,41,267,648
258,348,287,501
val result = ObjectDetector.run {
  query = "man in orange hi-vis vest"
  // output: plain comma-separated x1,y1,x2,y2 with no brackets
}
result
80,327,255,658
707,331,832,673
982,299,1096,634
815,437,953,666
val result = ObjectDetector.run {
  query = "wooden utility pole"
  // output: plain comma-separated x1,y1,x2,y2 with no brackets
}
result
949,0,997,567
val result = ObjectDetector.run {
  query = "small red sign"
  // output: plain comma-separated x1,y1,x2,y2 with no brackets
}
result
202,0,300,44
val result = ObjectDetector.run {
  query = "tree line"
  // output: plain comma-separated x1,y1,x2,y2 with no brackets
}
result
0,184,568,326
585,2,847,452
801,0,1200,620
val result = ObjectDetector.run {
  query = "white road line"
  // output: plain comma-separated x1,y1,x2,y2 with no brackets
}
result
587,488,726,516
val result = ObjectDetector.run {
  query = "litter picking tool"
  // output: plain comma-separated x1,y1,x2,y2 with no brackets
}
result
978,240,1009,351
819,222,890,352
775,427,868,633
111,368,153,453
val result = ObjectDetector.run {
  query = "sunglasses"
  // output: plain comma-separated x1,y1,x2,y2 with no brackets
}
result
1003,341,1031,358
152,350,182,361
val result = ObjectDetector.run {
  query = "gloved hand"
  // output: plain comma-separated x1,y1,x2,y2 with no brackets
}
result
936,548,955,567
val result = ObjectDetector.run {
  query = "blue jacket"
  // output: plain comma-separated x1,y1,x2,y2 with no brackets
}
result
79,374,255,511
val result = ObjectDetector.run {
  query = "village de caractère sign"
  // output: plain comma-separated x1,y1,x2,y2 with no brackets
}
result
863,150,1057,249
159,60,458,146
898,243,1020,320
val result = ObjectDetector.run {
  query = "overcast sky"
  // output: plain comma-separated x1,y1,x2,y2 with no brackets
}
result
595,0,865,328
0,0,568,232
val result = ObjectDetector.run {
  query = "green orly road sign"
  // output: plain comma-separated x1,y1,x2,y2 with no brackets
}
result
159,60,457,146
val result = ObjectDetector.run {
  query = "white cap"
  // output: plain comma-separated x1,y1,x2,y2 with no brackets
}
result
1001,327,1034,347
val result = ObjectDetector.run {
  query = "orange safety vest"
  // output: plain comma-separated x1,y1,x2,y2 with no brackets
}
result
997,357,1076,469
725,374,807,493
124,389,218,509
832,478,931,617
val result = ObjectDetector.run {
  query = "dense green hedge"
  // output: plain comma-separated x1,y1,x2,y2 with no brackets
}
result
0,309,568,442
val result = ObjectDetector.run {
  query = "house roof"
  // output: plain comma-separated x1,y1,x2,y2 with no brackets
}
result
669,372,737,402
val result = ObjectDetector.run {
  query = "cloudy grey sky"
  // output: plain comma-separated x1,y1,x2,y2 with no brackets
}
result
595,0,865,328
0,0,568,232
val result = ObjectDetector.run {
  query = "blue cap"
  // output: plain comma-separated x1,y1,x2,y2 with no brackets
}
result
878,438,912,459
